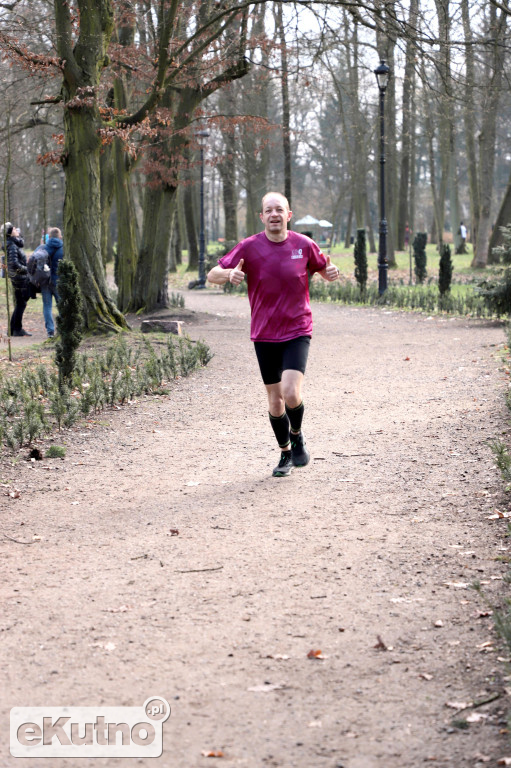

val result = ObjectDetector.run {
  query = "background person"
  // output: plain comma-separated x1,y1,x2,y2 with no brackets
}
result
43,227,64,338
2,222,32,337
207,192,339,477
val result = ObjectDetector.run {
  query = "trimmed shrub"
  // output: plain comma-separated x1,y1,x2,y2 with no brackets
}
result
354,228,368,293
439,243,453,296
413,232,428,284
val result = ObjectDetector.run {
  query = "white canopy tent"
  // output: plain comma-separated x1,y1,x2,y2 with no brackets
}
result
294,214,320,226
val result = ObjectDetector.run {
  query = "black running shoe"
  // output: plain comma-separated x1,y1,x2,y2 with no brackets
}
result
272,451,294,477
290,432,310,467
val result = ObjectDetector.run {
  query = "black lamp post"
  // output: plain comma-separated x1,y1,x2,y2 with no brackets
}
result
374,59,391,295
196,128,210,288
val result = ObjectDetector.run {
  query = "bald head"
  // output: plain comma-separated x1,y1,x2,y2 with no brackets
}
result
260,192,292,242
261,192,289,213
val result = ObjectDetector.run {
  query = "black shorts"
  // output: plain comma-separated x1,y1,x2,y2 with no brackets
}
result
254,336,311,385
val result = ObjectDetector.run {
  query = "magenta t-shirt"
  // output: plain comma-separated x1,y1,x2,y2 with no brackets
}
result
218,231,327,342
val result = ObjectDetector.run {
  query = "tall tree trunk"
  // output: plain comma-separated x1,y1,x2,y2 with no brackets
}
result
461,0,480,252
112,2,138,311
376,3,397,266
131,186,163,311
275,2,291,207
409,73,417,235
396,0,418,251
113,138,138,311
55,0,127,331
473,5,506,266
422,55,443,246
100,143,115,268
171,201,181,270
184,175,199,270
489,167,511,257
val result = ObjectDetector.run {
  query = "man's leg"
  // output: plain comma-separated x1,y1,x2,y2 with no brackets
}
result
281,338,311,467
41,287,55,336
265,381,294,477
281,369,310,466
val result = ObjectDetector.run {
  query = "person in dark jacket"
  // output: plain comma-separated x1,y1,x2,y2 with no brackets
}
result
43,227,64,338
2,222,32,337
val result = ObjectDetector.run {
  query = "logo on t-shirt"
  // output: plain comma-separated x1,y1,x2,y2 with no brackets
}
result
291,249,303,259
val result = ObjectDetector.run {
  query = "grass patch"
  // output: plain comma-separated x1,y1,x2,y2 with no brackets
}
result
46,445,66,458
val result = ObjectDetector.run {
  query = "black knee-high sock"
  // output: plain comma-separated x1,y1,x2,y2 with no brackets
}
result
286,401,304,433
269,412,291,449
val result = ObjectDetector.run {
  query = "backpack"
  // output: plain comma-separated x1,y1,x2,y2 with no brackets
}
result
27,245,51,289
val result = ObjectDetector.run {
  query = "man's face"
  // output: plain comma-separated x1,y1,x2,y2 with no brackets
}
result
259,195,292,238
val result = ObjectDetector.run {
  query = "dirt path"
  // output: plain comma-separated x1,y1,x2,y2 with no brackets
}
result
2,292,511,767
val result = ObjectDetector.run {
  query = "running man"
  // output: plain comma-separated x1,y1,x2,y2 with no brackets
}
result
207,192,339,477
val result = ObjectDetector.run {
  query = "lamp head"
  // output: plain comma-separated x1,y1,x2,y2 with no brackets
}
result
374,60,391,92
195,129,210,146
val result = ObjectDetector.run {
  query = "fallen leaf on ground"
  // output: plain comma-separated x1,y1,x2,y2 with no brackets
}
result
374,635,388,650
201,750,224,758
9,490,20,499
477,640,495,651
445,701,471,710
307,649,326,659
169,529,179,536
466,712,488,723
247,683,283,692
488,510,511,520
